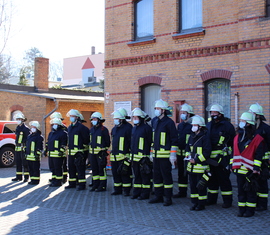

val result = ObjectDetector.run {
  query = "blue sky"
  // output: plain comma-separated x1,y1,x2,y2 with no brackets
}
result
3,0,105,64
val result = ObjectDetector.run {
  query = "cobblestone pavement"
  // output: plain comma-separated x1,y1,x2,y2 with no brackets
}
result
0,157,269,235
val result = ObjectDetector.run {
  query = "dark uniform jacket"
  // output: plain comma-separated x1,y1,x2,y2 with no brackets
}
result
131,122,152,160
111,121,132,159
151,115,178,155
25,130,44,160
89,124,111,154
177,121,192,153
186,129,211,173
47,127,68,155
15,123,30,147
68,121,89,155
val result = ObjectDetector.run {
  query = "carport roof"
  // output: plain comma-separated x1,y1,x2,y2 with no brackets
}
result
0,89,104,103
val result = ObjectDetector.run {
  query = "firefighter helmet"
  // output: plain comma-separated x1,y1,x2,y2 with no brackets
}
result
50,118,62,125
181,103,194,114
154,99,169,110
90,112,102,120
14,112,25,120
249,103,264,116
50,112,63,120
240,112,255,125
191,115,206,126
112,110,125,119
66,109,80,117
29,121,41,130
207,104,224,114
131,108,145,118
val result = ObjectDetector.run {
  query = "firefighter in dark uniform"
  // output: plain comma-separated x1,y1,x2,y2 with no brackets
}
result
47,118,68,187
249,103,270,211
26,121,44,185
149,99,178,206
65,109,89,191
89,112,110,192
130,108,152,200
231,112,264,217
173,103,194,198
12,112,30,182
110,109,133,196
50,112,68,183
186,115,211,211
206,104,235,208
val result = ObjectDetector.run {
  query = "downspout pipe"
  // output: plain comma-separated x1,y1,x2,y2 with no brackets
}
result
234,92,239,127
42,98,59,138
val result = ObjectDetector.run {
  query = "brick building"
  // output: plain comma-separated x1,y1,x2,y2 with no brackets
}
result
104,0,270,129
0,57,104,139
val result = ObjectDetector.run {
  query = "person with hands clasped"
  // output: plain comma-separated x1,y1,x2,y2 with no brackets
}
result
148,99,178,206
25,121,44,185
185,115,211,211
231,112,264,217
130,108,152,200
46,118,68,187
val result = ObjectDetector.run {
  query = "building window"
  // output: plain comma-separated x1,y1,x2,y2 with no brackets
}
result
205,79,231,121
179,0,202,32
134,0,153,41
141,84,161,119
267,0,270,17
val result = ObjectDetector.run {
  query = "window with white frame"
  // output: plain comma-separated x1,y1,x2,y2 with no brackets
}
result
134,0,153,41
179,0,202,32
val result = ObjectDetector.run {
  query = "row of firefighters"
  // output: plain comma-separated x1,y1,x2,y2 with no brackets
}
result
12,101,270,218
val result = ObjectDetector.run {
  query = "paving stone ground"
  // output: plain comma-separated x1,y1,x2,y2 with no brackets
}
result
0,157,269,235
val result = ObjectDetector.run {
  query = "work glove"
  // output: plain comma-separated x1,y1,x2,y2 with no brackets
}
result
98,150,109,168
196,171,211,190
58,151,64,157
243,171,259,192
170,147,177,168
140,157,153,175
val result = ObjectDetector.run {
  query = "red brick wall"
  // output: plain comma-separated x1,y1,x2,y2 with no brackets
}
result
104,0,270,131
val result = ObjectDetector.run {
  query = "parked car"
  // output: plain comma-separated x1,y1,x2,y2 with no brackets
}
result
0,121,17,167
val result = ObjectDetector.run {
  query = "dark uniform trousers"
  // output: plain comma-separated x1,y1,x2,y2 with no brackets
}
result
111,160,132,194
49,156,64,184
189,173,207,206
257,161,269,209
237,173,257,214
207,164,233,205
68,153,86,187
15,150,29,180
90,153,107,190
62,157,68,182
132,160,151,198
153,158,173,199
28,160,40,184
176,153,188,195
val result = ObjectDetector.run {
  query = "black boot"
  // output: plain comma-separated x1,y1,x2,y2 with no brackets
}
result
148,197,164,204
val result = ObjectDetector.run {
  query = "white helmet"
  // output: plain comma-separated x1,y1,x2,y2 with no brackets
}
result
29,121,41,130
50,118,62,125
181,103,194,114
117,107,130,119
112,110,125,119
191,115,206,127
154,99,169,110
14,112,25,120
249,103,264,116
66,109,81,117
240,112,255,125
90,112,103,120
50,112,63,120
78,113,85,121
208,104,224,114
131,108,145,118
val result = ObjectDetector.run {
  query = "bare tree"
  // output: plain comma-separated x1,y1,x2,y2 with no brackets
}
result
0,0,13,55
49,61,63,81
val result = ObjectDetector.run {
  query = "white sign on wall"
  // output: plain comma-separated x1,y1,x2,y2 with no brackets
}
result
114,101,132,118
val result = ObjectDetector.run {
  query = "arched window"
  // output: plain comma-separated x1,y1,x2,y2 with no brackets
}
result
134,0,153,41
141,84,161,119
205,79,231,120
